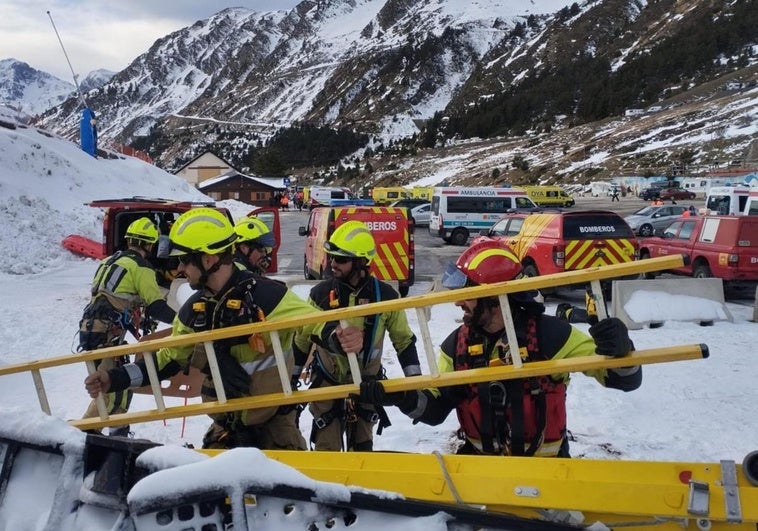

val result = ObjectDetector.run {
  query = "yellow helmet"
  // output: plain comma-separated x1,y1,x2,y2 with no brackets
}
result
168,208,236,256
324,221,376,263
125,217,159,244
234,216,275,248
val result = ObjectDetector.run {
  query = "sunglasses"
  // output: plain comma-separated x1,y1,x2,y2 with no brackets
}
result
246,243,272,254
178,253,201,266
329,255,352,264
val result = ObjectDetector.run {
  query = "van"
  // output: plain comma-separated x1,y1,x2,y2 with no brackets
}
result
429,187,537,246
522,186,575,207
411,186,434,201
308,186,374,208
370,186,412,205
704,185,750,215
743,189,758,215
298,206,415,296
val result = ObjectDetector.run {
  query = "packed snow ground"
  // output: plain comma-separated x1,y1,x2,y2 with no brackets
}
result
0,117,757,525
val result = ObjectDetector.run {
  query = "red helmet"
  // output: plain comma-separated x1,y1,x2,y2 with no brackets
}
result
442,240,522,288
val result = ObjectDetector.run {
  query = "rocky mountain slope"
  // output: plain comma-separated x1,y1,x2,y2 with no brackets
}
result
0,59,115,120
28,0,758,184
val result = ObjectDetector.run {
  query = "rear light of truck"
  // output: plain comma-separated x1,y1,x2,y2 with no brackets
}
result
553,244,565,267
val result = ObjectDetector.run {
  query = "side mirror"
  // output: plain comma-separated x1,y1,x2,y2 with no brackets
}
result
298,226,308,236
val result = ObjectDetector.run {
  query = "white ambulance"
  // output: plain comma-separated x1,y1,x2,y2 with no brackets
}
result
704,185,751,215
429,187,537,245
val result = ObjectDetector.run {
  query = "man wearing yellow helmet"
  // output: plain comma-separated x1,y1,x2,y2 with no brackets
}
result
84,207,319,450
233,216,276,275
356,239,642,458
296,220,421,452
78,217,176,432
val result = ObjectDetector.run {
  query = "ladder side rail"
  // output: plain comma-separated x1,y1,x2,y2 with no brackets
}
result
70,343,709,431
0,254,686,378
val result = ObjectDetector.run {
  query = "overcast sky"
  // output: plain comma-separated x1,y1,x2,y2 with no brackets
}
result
1,1,300,81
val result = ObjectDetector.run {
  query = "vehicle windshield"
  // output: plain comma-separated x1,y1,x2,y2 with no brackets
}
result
488,218,510,236
633,206,656,215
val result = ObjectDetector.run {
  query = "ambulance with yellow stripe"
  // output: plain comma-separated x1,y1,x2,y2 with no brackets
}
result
298,206,415,296
478,210,638,278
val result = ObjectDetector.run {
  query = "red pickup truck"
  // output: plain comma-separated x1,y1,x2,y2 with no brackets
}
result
638,214,758,285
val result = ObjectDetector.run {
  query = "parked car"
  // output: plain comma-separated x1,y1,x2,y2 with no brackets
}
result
477,210,638,279
624,205,688,237
409,202,431,227
638,188,662,201
638,214,758,286
659,188,696,201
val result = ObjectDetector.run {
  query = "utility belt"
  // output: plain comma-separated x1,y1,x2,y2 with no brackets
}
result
79,295,138,350
310,366,391,435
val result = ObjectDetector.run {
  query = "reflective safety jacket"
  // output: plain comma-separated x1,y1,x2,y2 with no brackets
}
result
86,249,174,323
109,268,322,426
298,275,421,384
400,313,641,457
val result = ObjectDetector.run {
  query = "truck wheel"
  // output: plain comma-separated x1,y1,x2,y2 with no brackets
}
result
693,263,712,278
451,228,469,246
303,256,315,280
522,264,539,278
639,224,654,237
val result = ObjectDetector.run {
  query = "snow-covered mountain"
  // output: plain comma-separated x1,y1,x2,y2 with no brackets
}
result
0,58,74,118
79,68,117,93
33,1,578,162
0,59,116,120
30,0,758,180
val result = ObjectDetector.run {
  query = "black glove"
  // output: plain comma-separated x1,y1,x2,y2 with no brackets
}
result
589,317,632,358
352,380,405,406
290,375,301,390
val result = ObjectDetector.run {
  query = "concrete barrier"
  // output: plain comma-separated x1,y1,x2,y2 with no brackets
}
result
611,278,734,330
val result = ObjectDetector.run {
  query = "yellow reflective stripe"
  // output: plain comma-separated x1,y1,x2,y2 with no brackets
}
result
467,247,519,270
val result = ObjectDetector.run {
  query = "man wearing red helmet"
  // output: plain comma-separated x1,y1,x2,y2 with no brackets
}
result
357,240,641,457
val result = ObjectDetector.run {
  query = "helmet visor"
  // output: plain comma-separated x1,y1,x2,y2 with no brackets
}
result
441,262,472,289
323,240,354,257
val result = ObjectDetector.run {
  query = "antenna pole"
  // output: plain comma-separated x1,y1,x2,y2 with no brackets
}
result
47,10,88,109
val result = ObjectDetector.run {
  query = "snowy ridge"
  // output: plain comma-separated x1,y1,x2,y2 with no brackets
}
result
0,117,207,274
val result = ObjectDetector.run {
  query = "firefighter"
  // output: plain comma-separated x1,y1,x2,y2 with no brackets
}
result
233,216,276,275
84,207,319,450
78,217,176,430
295,220,421,451
356,240,641,457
